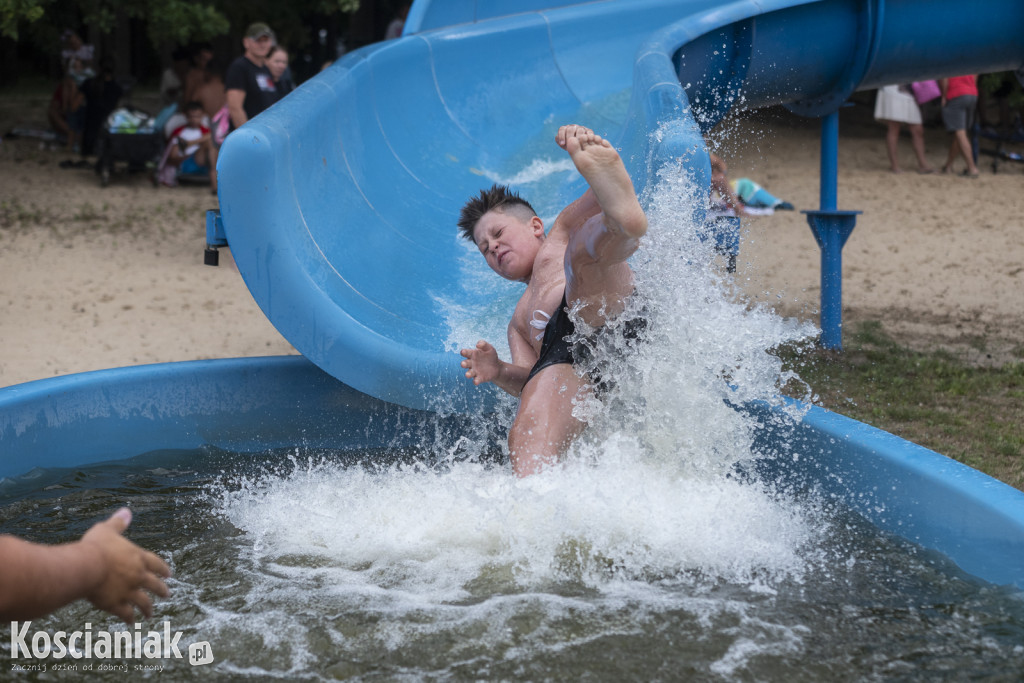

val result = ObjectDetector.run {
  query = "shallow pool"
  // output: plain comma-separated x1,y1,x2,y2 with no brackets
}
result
2,446,1022,681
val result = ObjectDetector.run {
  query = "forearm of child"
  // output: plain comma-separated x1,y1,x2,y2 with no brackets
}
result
460,339,532,398
0,510,170,623
0,536,107,620
491,361,530,397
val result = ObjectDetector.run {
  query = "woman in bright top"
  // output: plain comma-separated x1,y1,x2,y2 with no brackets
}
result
940,75,980,177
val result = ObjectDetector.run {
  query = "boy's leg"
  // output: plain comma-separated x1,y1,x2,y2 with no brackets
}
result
559,126,647,241
508,365,587,476
558,126,647,325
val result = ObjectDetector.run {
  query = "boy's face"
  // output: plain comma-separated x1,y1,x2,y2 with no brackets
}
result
186,109,204,128
472,209,544,282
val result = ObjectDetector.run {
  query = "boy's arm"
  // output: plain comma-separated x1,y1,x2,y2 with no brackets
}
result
460,326,536,398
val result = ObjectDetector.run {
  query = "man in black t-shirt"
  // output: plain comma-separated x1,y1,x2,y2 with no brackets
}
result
225,22,277,131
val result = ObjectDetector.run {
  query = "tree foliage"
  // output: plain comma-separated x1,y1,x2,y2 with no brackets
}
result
1,0,49,39
4,0,361,53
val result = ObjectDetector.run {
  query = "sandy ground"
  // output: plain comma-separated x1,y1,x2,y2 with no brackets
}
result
1,91,1022,389
721,99,1024,366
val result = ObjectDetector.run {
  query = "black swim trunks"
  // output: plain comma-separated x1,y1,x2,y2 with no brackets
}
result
526,293,577,384
525,292,646,387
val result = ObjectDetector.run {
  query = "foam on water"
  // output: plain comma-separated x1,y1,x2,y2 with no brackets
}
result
213,134,825,649
206,447,829,678
218,452,820,598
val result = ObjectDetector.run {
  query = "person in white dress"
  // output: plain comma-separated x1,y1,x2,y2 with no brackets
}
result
874,85,935,174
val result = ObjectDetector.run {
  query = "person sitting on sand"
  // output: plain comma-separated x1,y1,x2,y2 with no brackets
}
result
157,101,218,192
709,152,749,216
0,508,171,623
458,124,647,477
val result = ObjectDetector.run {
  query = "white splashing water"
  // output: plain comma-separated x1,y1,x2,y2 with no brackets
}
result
212,137,824,666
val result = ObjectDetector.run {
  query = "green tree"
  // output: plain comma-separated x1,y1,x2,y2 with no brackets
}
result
1,0,49,39
3,0,360,57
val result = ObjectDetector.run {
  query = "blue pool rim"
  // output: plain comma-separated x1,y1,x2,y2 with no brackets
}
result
1,356,1022,590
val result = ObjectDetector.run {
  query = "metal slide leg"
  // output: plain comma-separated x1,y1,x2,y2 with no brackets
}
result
205,210,228,266
803,110,860,350
804,211,859,349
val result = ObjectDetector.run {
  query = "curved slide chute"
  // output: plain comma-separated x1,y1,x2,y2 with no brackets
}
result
217,0,1024,412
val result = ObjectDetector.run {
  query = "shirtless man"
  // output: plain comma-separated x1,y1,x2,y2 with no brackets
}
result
458,124,647,476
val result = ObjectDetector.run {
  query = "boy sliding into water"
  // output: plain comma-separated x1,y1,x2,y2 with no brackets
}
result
459,124,647,476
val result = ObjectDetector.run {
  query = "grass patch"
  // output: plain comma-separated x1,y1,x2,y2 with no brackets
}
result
779,320,1024,491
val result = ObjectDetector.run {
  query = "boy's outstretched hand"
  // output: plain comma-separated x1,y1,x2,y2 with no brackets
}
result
460,340,501,385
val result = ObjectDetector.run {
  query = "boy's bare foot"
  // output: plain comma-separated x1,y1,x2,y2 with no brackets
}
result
556,125,647,239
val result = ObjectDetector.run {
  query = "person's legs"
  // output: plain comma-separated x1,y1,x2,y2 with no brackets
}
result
942,134,959,173
884,120,902,172
908,123,932,172
508,365,588,476
505,126,646,477
942,96,980,175
954,129,979,175
48,100,71,140
66,104,85,154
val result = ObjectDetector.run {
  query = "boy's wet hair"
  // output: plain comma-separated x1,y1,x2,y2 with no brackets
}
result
457,184,537,242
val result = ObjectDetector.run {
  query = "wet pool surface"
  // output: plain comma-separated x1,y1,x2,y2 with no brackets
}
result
2,446,1022,681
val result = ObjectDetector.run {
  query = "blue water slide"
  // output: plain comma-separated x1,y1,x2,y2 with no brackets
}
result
216,0,1023,412
3,0,1024,593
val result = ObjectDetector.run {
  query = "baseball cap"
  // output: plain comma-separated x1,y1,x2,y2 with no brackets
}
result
245,22,275,40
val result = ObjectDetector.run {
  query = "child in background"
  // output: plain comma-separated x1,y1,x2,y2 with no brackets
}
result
157,101,218,192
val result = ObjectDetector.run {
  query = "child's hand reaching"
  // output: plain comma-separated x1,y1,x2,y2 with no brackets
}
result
0,507,172,622
80,508,172,624
460,340,501,385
